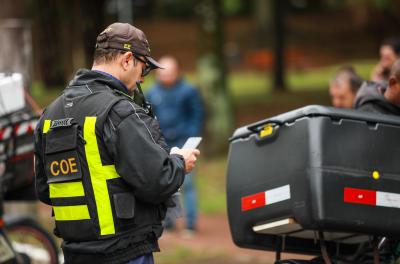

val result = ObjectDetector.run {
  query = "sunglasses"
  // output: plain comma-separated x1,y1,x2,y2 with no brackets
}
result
134,55,152,77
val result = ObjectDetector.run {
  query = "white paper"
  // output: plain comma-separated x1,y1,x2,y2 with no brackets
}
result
181,137,202,149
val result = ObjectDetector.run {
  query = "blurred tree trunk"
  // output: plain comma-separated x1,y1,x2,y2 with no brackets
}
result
196,0,233,155
253,0,273,93
272,0,286,92
80,0,107,66
30,0,65,87
29,0,107,87
254,0,273,48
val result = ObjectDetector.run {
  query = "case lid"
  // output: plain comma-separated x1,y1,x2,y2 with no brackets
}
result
230,105,400,141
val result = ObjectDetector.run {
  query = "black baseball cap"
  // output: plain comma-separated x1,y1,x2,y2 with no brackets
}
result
95,23,163,69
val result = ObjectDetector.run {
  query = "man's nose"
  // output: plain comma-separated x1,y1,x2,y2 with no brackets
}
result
139,76,145,83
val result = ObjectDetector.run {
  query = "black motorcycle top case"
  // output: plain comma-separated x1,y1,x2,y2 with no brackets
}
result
227,105,400,254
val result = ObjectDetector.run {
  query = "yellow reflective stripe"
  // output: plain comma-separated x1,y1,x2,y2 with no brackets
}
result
103,165,120,180
53,205,90,221
43,120,51,134
49,182,85,198
84,116,120,236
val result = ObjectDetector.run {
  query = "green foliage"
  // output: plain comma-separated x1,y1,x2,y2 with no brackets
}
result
222,0,244,16
140,75,155,91
30,81,46,98
31,82,64,108
158,0,197,17
196,157,227,214
197,53,233,154
372,0,392,10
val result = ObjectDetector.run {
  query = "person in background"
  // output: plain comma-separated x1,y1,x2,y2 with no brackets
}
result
371,37,400,84
355,59,400,116
329,66,363,109
147,56,204,234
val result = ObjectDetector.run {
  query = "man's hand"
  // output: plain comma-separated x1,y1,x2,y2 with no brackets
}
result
170,147,200,174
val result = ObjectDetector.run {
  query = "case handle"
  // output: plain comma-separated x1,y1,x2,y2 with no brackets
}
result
247,119,284,133
254,123,280,144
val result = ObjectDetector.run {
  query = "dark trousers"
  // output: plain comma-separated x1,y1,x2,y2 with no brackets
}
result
126,254,154,264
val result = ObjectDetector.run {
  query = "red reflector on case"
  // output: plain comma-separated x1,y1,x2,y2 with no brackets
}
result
241,192,265,211
344,187,376,206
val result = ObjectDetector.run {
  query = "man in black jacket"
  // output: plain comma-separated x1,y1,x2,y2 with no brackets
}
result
34,23,200,264
355,59,400,116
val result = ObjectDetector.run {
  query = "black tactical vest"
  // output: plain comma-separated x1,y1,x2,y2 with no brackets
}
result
41,86,145,242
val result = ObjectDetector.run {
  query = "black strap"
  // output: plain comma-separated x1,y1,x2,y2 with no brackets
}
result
133,81,154,118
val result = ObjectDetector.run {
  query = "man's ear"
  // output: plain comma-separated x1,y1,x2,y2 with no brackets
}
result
389,77,398,90
121,52,133,71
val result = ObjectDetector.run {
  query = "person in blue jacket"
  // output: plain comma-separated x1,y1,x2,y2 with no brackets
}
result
147,56,204,233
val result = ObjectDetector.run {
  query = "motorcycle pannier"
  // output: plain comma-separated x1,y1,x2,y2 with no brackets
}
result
227,105,400,255
0,109,38,200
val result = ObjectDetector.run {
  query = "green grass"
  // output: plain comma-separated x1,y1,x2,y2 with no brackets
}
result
196,157,228,214
226,59,374,98
31,60,376,107
142,59,375,105
288,59,375,91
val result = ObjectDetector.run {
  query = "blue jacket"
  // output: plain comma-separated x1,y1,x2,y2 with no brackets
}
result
146,79,204,148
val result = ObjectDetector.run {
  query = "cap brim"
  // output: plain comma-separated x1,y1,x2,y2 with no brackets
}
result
146,56,164,69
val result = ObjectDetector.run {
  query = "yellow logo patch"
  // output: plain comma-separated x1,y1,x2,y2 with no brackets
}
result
50,157,79,176
101,27,113,34
124,43,131,50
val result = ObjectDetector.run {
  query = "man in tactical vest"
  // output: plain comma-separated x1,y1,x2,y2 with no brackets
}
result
34,23,200,264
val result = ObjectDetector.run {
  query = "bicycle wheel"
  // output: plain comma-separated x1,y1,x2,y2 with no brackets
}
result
5,217,59,264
